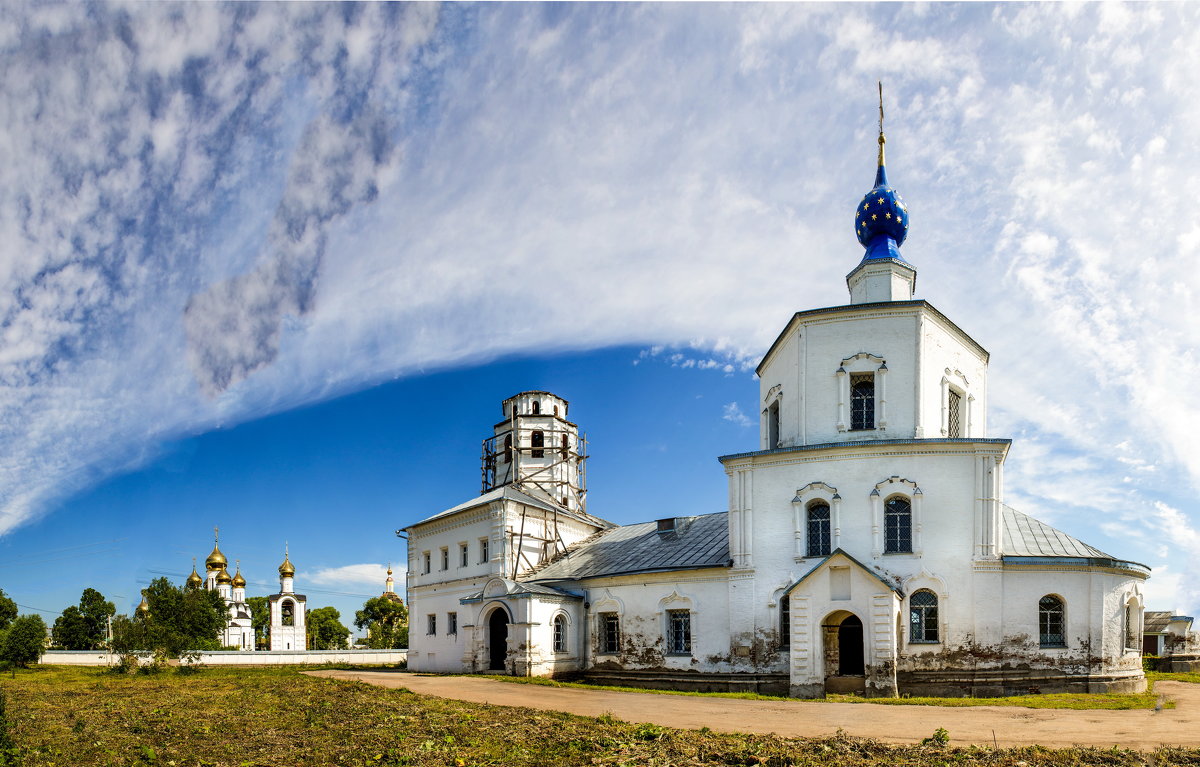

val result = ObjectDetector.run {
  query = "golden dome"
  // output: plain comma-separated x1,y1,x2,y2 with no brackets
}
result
186,561,203,588
215,566,233,585
278,543,295,578
136,592,150,615
205,526,227,571
232,562,246,588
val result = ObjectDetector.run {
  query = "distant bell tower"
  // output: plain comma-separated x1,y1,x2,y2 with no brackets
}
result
481,391,587,513
268,544,307,651
847,82,916,304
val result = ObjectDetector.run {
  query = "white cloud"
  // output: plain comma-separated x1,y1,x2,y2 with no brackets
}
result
308,563,398,588
723,402,753,429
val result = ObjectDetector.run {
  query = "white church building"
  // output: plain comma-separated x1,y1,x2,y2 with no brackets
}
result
403,116,1149,697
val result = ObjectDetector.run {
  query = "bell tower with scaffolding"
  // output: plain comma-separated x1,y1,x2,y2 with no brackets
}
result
482,391,587,513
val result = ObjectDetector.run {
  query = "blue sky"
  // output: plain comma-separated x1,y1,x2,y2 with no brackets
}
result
3,3,1200,633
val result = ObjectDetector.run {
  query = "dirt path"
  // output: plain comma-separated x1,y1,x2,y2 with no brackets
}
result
305,671,1198,751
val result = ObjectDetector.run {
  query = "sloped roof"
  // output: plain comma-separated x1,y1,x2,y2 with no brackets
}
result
1002,506,1114,558
1145,611,1174,633
786,547,901,596
460,581,581,603
407,484,613,530
524,512,730,582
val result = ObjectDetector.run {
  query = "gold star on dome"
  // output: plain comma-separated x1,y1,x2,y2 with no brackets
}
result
863,202,869,210
885,212,891,219
877,197,884,205
871,214,877,220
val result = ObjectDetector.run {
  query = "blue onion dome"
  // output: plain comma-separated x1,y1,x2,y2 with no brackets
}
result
854,97,910,262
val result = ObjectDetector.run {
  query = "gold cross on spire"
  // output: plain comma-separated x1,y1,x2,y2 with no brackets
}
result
877,80,886,168
214,525,219,544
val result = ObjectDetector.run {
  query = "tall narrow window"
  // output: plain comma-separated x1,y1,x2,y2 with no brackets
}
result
561,433,568,458
447,612,458,635
440,548,449,571
531,401,540,415
779,594,790,648
531,430,544,458
1039,595,1065,647
806,501,832,557
422,551,431,574
600,613,620,653
427,614,437,635
948,389,963,438
909,590,939,642
479,538,490,564
884,496,912,553
667,610,692,654
503,434,512,464
460,543,469,567
767,401,780,449
553,615,567,652
850,374,875,430
1125,602,1139,650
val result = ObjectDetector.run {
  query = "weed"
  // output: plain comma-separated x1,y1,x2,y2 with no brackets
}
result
920,727,950,747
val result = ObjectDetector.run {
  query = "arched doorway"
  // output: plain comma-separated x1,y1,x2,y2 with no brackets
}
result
838,615,864,675
822,610,866,694
488,607,510,672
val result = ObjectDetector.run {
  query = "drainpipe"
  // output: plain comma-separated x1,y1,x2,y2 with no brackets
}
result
582,590,590,674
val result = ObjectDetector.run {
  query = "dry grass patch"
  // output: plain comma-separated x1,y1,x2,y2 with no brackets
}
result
1,665,1195,766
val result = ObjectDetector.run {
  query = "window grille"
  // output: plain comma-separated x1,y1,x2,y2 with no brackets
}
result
884,497,912,553
1125,603,1139,650
909,590,939,642
806,502,832,557
553,615,567,652
600,613,620,653
1039,595,1065,647
948,389,962,438
850,374,875,430
447,612,458,635
667,610,692,654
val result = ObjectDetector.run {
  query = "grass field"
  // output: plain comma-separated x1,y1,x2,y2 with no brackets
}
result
477,672,1174,710
2,665,1197,766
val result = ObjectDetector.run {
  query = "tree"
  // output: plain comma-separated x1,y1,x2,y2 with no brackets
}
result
0,590,16,632
1,615,48,668
306,606,350,650
246,596,270,650
355,596,409,649
52,589,115,650
110,577,227,657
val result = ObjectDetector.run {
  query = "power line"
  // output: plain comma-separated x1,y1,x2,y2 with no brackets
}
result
14,601,60,615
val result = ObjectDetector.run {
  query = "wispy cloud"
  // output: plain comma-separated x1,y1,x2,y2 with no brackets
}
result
308,563,397,588
722,402,753,429
2,4,1200,613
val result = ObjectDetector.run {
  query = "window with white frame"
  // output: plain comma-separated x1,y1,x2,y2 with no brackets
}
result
427,614,437,635
947,389,963,438
767,400,780,449
422,551,431,575
909,590,939,643
479,538,489,564
440,547,449,571
447,612,457,636
666,610,691,655
460,543,469,568
599,613,620,654
850,374,875,430
884,496,912,553
806,501,832,557
553,615,567,653
1125,600,1140,651
1039,595,1065,648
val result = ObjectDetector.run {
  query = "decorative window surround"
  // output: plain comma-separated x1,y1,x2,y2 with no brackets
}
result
836,353,887,433
870,476,922,558
792,482,841,558
940,368,972,438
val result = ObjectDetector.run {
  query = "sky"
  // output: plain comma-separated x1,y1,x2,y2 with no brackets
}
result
2,3,1200,637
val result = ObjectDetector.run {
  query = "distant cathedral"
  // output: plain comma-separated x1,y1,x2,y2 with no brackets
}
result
178,529,307,651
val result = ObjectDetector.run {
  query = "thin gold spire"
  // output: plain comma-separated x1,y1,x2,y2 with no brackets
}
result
877,80,886,168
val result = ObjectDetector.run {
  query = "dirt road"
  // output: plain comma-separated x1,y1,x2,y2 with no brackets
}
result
306,670,1199,751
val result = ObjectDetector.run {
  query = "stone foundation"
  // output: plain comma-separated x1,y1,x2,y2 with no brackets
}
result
896,668,1146,697
582,668,789,695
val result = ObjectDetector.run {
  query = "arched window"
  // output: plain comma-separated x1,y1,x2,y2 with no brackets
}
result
531,430,544,458
561,433,568,458
806,502,831,557
532,401,541,415
778,594,790,648
1039,595,1065,647
281,600,294,627
850,375,875,430
1124,599,1140,650
884,496,912,553
947,389,963,438
909,590,938,643
503,434,512,464
553,615,567,653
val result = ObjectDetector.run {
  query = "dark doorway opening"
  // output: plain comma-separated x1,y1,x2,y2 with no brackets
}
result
488,608,509,671
838,615,864,676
